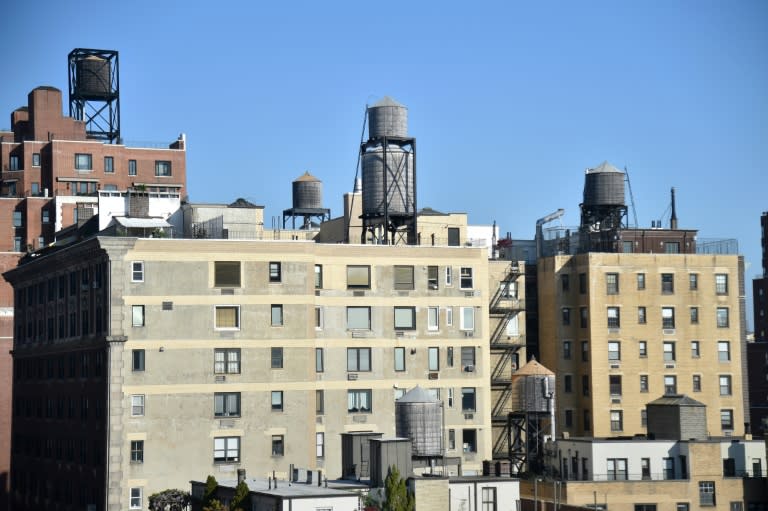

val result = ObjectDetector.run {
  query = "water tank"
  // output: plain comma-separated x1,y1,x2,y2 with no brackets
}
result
292,171,323,209
512,359,555,413
75,55,111,99
395,386,443,457
368,96,408,138
583,161,625,207
362,143,414,217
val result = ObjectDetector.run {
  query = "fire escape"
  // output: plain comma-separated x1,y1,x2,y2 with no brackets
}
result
489,262,525,460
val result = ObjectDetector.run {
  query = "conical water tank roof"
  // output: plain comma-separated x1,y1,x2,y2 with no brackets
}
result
396,385,439,403
368,96,408,138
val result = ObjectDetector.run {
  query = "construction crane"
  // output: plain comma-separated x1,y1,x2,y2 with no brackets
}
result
535,209,565,259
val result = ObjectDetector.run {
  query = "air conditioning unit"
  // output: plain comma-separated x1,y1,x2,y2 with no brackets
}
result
316,416,323,424
611,398,621,404
347,373,358,381
510,363,517,371
663,329,675,335
610,363,620,369
214,375,226,383
464,365,475,372
464,413,474,420
428,372,439,380
664,364,675,369
464,331,474,337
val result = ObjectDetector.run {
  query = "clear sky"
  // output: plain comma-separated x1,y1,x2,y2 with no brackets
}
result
2,1,766,327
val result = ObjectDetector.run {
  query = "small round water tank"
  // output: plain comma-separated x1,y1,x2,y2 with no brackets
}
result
395,387,443,457
512,358,556,413
292,171,323,209
76,56,111,99
362,143,414,217
583,161,625,206
368,96,408,138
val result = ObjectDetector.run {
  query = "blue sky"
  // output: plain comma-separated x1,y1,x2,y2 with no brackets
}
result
2,1,766,327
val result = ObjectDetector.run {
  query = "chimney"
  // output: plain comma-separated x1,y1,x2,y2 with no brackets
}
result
670,187,678,230
237,468,246,485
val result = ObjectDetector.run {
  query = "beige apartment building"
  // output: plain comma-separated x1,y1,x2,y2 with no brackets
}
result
538,252,746,438
5,235,510,511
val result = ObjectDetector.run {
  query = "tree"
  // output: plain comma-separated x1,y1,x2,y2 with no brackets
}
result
202,500,226,511
229,480,250,511
382,466,414,511
147,489,191,511
202,475,218,509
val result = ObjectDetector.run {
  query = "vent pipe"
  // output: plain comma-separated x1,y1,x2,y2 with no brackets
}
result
670,187,678,230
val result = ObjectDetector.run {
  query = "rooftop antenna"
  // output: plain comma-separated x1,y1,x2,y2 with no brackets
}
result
624,165,639,228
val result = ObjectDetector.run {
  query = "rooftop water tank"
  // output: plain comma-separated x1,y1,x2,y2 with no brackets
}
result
75,55,111,99
362,143,414,217
583,161,625,207
292,171,323,210
512,359,556,413
395,386,443,457
368,96,408,139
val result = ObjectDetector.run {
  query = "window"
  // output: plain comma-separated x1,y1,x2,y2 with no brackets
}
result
428,347,439,371
608,341,621,361
130,440,144,463
32,153,41,167
131,395,145,416
347,348,371,372
394,347,406,371
316,432,324,458
347,307,371,330
640,458,651,479
663,457,675,479
607,458,627,480
565,409,573,427
639,341,647,357
640,375,649,392
561,274,570,292
42,210,50,224
132,349,145,371
664,342,676,362
690,307,699,324
271,347,283,369
481,487,497,511
315,306,323,330
665,241,680,253
719,375,732,395
562,307,571,325
132,305,145,327
715,274,728,295
447,347,454,367
460,307,475,331
13,237,21,252
664,375,677,395
394,306,416,330
662,273,674,293
460,429,478,453
718,341,730,362
578,273,587,294
457,266,475,290
448,429,456,450
581,341,589,362
214,348,240,374
12,211,22,228
582,375,589,396
580,307,588,328
427,307,439,331
691,341,700,358
131,261,144,282
461,347,476,370
448,227,460,246
269,262,281,283
130,488,142,509
104,156,114,173
583,410,591,431
271,304,284,326
610,410,623,432
461,387,476,411
608,307,621,328
609,375,622,395
716,308,729,328
635,505,656,511
447,388,454,407
271,391,283,411
75,153,92,170
215,306,240,330
314,264,323,289
638,306,647,324
427,266,438,290
394,265,414,290
315,348,324,373
128,159,137,176
213,437,240,463
675,505,689,511
445,266,453,286
662,307,675,329
316,390,324,414
564,375,573,393
693,374,701,392
347,265,371,289
214,392,241,417
271,435,284,456
155,160,172,176
446,307,453,326
699,481,715,506
31,182,40,195
689,273,698,290
606,273,619,294
563,340,572,360
214,261,240,287
348,389,372,413
637,273,646,290
721,410,733,430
